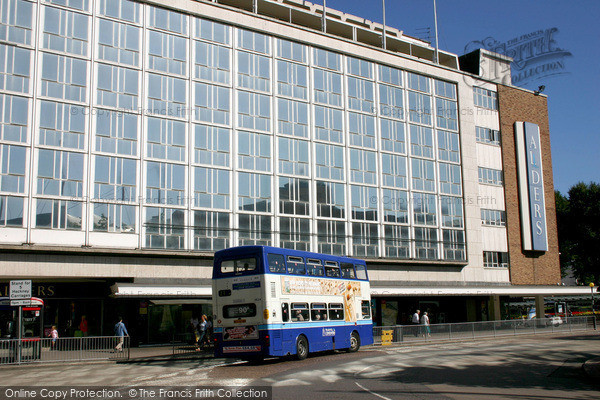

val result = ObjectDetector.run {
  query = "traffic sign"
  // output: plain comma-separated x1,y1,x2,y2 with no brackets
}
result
10,280,31,300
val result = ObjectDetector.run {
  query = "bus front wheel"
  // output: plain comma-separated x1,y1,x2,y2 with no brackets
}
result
296,335,308,360
348,331,360,352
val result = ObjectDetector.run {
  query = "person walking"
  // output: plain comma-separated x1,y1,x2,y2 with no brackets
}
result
411,309,421,337
421,311,431,337
50,326,58,350
196,315,208,351
79,315,88,337
114,317,129,352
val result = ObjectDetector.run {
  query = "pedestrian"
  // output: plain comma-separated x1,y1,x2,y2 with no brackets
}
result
79,315,88,337
421,311,431,337
204,316,213,347
196,315,208,351
190,316,200,347
50,326,58,350
114,317,129,352
411,309,420,337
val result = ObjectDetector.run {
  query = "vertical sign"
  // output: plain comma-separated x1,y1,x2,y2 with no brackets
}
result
514,122,548,251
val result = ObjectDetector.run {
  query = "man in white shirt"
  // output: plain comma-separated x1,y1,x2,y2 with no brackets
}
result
411,310,420,336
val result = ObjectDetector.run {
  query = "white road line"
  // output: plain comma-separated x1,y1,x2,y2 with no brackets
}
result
355,382,393,400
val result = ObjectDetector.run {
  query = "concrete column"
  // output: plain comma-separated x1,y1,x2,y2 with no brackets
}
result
535,295,545,318
489,295,501,321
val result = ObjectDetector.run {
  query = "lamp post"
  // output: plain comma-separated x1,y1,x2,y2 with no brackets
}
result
591,283,596,330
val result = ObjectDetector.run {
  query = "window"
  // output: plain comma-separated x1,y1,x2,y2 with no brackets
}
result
237,29,269,54
347,77,374,112
147,74,186,118
380,119,406,154
411,158,436,192
193,210,229,251
408,91,431,125
410,125,434,159
237,51,270,92
379,65,402,86
94,155,136,201
438,163,462,196
97,63,139,110
307,259,324,276
384,224,410,258
0,44,30,94
194,124,229,167
238,172,271,212
348,112,376,148
45,0,89,11
194,167,230,209
438,130,460,163
443,229,465,261
276,60,307,100
279,177,310,215
148,30,187,75
314,105,343,143
436,98,458,131
473,86,498,110
381,154,407,189
238,91,270,132
414,227,437,260
98,0,141,24
315,144,344,181
42,6,89,56
194,41,230,84
441,196,463,228
37,149,84,197
313,48,341,71
146,117,186,162
195,18,230,44
223,303,257,318
379,84,404,119
238,214,271,245
340,262,356,279
147,6,187,35
238,131,270,172
277,98,308,138
352,222,378,257
92,203,135,233
413,192,437,226
324,261,340,278
41,53,87,102
435,80,456,99
291,303,309,321
194,83,230,125
351,185,377,221
407,72,430,93
145,161,185,205
35,199,82,230
313,68,342,106
382,189,408,223
276,39,306,63
350,149,376,185
278,137,309,176
0,144,25,193
317,221,346,256
144,206,185,249
316,181,345,219
476,126,501,145
483,251,509,268
481,209,506,226
281,303,289,321
268,253,286,273
39,101,86,150
356,265,367,280
0,94,28,143
280,218,310,251
0,0,34,45
328,303,344,320
311,303,327,321
95,109,138,156
347,57,372,78
478,167,503,186
220,258,257,274
0,195,23,226
97,19,140,67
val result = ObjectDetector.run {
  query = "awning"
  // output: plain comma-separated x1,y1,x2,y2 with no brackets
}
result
111,283,212,298
371,286,595,297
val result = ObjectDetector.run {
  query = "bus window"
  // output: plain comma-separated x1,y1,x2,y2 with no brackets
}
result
328,303,344,320
291,303,309,321
221,258,257,274
361,300,371,319
311,303,327,321
340,263,356,279
307,259,324,276
268,254,286,273
287,256,306,275
355,264,367,280
223,303,257,319
282,303,289,322
324,261,340,278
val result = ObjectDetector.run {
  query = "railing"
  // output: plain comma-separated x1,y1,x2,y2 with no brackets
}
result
171,332,213,356
0,336,130,365
373,316,597,345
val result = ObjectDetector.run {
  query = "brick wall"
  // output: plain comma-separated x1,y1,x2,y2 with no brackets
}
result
498,85,561,285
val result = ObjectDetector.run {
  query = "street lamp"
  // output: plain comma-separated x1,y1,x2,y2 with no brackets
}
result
591,283,596,330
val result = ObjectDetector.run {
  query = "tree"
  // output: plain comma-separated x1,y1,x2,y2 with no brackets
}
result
555,182,600,285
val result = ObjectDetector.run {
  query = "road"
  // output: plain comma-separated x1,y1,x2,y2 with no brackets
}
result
1,333,599,400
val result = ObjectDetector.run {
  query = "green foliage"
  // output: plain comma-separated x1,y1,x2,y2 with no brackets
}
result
555,182,600,285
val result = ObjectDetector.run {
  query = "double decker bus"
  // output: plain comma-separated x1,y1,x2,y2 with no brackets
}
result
212,246,373,360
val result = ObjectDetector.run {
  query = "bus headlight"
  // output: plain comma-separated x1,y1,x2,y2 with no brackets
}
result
263,309,269,320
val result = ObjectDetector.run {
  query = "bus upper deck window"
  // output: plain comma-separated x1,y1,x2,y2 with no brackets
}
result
355,264,367,280
324,261,340,278
307,259,324,276
268,253,286,273
287,256,305,275
340,263,356,279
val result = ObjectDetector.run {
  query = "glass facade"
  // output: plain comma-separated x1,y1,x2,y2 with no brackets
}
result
0,0,466,260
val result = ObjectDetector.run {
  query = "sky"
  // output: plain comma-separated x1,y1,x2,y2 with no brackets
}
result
320,0,600,194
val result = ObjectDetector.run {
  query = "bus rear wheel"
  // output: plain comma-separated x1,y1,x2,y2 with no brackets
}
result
348,331,360,352
296,335,308,360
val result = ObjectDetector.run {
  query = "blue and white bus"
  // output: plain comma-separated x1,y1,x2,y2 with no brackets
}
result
212,246,373,360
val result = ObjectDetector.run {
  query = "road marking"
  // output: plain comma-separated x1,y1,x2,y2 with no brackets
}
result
355,382,392,400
